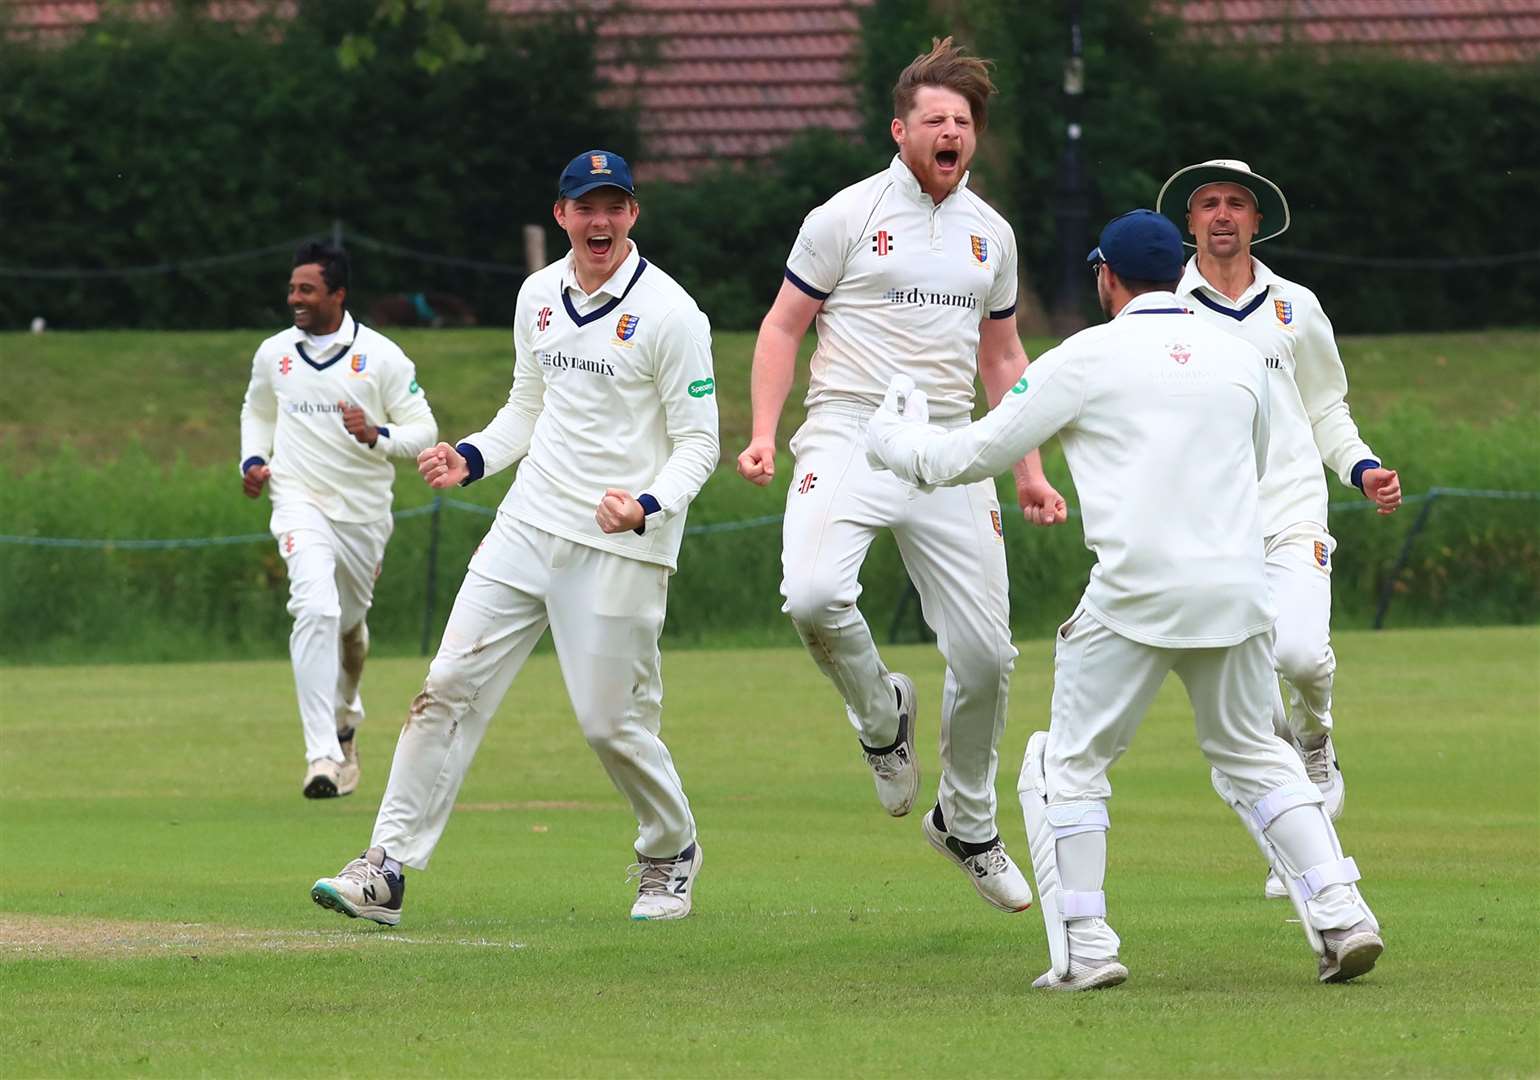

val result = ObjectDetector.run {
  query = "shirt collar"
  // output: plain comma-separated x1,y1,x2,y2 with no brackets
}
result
1114,290,1188,319
888,154,970,207
561,240,642,302
293,309,356,351
1176,254,1277,306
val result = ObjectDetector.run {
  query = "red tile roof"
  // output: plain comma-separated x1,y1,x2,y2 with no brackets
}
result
491,0,872,179
8,1,1536,177
1168,1,1540,66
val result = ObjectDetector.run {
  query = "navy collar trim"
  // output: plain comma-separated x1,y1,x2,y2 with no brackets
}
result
1127,307,1191,315
294,312,360,371
562,259,649,327
1191,290,1269,322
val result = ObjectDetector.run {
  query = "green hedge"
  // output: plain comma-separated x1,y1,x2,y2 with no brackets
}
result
0,0,637,331
4,1,1535,334
3,408,1535,663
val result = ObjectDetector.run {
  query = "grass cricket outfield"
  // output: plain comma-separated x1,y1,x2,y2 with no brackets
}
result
2,626,1536,1076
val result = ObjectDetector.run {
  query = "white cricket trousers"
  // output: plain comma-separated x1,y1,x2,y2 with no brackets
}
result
371,514,695,870
1266,523,1336,743
1042,606,1365,960
271,501,391,765
780,405,1016,843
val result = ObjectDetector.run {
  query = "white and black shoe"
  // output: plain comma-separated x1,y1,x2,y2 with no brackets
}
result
302,757,343,799
861,673,919,817
311,846,405,926
1032,956,1129,992
922,805,1033,913
1319,918,1383,983
628,842,702,921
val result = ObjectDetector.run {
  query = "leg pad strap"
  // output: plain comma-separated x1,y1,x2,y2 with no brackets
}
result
1057,890,1106,920
1046,801,1110,839
1252,781,1323,831
1300,856,1360,897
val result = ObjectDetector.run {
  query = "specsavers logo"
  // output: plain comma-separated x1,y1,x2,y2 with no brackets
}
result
1010,375,1029,394
688,378,715,398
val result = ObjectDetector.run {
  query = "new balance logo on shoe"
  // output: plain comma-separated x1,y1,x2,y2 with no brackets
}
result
672,876,688,895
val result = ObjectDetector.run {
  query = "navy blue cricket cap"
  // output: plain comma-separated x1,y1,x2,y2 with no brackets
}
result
558,150,636,200
1086,209,1184,282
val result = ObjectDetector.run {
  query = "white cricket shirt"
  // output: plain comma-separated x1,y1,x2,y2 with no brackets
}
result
784,155,1019,421
1177,256,1378,537
871,292,1276,648
240,311,438,524
458,242,719,572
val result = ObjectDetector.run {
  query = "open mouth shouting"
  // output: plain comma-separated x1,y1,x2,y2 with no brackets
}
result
586,234,613,257
935,148,960,173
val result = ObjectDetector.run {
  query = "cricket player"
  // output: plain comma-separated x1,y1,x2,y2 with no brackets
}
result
310,150,718,924
736,37,1066,913
866,209,1384,990
1156,160,1402,897
240,241,438,799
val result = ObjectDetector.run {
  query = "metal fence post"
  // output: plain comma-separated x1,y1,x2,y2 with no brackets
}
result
1373,489,1441,630
420,495,443,655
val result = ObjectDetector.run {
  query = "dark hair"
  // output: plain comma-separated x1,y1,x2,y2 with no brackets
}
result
292,241,350,294
892,36,997,132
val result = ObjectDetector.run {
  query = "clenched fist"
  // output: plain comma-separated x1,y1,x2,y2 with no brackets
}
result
418,442,469,489
338,400,379,446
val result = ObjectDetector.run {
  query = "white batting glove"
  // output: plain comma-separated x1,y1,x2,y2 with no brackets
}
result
866,374,938,486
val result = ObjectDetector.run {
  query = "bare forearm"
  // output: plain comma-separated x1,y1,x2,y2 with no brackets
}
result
750,326,799,442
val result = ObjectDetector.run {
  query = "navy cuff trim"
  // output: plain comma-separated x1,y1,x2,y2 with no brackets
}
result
376,426,390,440
457,442,485,485
241,455,266,474
784,268,830,302
1350,458,1380,492
635,492,661,534
988,303,1017,320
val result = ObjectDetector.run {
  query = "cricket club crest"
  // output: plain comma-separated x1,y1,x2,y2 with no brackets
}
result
279,354,292,376
1275,300,1294,325
536,306,552,332
1168,342,1191,365
970,235,988,264
589,153,612,175
616,313,640,341
350,353,368,374
1314,540,1330,568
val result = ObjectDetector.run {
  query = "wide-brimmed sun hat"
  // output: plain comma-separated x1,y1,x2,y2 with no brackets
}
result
1156,159,1290,247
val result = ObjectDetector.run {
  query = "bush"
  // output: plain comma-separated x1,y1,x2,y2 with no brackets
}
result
0,0,636,331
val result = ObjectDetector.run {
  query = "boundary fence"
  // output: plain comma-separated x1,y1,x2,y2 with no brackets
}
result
4,487,1535,652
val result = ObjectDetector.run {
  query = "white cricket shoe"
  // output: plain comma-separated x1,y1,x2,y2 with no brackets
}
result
1032,956,1129,992
1264,870,1288,899
861,673,919,816
628,842,703,921
1318,918,1383,983
302,757,343,799
336,726,360,797
922,806,1033,913
310,846,405,926
1298,734,1345,819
